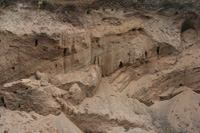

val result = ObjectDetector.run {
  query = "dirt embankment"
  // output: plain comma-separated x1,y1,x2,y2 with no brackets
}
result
0,0,200,133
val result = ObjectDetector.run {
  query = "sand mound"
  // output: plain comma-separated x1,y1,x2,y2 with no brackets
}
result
150,88,200,133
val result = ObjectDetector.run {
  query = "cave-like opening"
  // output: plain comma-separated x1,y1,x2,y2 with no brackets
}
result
35,39,38,47
119,61,123,68
64,48,67,56
157,46,160,55
181,21,195,33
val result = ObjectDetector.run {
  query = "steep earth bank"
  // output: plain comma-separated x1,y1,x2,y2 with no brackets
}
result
0,0,200,133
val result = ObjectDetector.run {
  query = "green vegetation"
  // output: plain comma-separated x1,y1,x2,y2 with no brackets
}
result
126,93,130,98
38,1,43,9
0,0,6,7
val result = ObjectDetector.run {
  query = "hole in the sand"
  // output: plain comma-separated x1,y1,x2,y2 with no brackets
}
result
18,104,21,108
157,46,160,55
26,87,28,90
86,10,90,15
64,48,67,56
132,28,136,31
1,97,6,108
138,28,143,31
12,66,15,70
35,39,38,47
181,21,195,33
111,9,113,11
119,61,123,68
14,91,17,94
145,51,148,58
179,83,184,87
55,64,58,67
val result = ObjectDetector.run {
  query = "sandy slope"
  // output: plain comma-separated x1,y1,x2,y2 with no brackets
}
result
150,88,200,133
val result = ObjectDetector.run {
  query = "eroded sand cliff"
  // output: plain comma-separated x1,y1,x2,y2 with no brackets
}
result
0,0,200,132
